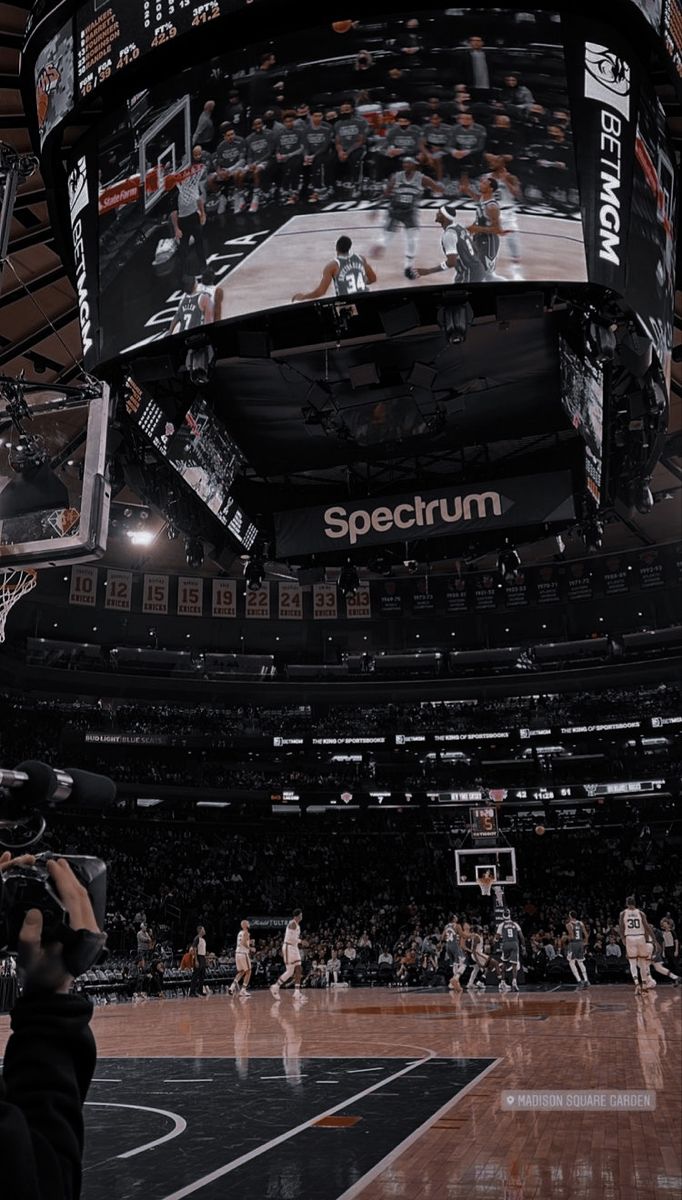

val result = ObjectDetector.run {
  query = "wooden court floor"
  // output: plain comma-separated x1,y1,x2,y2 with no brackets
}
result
2,984,680,1200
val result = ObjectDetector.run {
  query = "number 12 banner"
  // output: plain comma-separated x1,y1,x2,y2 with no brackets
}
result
104,569,132,611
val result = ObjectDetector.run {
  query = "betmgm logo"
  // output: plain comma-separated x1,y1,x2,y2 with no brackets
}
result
583,43,631,268
67,157,93,357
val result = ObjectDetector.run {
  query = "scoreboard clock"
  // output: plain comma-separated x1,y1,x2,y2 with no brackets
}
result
469,806,499,843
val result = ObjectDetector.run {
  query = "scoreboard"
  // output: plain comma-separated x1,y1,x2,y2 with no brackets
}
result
76,0,223,96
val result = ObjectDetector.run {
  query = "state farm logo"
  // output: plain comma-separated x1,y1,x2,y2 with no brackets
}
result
67,157,89,221
584,43,631,120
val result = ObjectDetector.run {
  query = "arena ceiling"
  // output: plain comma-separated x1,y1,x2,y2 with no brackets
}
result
1,0,681,577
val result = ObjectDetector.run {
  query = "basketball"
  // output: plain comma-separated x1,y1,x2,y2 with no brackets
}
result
332,20,354,33
535,824,546,836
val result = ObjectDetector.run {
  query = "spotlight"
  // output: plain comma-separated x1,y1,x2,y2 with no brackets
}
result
580,517,603,553
369,556,393,577
554,534,566,560
633,480,654,514
497,545,521,578
185,536,204,569
184,344,215,386
403,559,419,574
127,529,155,546
245,555,265,589
437,300,473,344
338,561,360,597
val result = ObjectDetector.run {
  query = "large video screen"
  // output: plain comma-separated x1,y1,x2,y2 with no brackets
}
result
560,337,604,505
96,9,587,360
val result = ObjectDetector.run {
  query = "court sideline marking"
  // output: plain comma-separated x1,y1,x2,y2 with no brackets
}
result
159,1053,439,1199
336,1057,502,1200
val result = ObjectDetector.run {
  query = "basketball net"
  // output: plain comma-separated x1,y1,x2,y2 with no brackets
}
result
478,871,495,897
0,567,38,643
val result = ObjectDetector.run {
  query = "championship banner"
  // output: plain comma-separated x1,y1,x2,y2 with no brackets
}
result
212,578,236,618
563,18,639,295
602,556,630,595
566,561,594,603
346,585,371,619
177,576,203,616
245,583,270,619
104,569,132,612
274,473,575,556
446,577,469,613
69,564,97,606
473,574,498,611
638,549,665,589
142,573,169,614
379,582,402,615
411,580,435,614
278,582,303,620
536,566,561,604
504,571,531,608
312,582,338,620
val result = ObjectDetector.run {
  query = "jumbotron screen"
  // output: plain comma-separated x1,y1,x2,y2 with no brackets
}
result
95,9,588,359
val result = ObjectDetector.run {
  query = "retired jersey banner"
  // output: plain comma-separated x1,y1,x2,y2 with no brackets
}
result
274,473,575,556
278,582,303,620
69,564,97,606
245,583,270,619
104,569,132,611
212,578,236,618
312,582,338,620
346,585,371,619
177,576,203,616
142,573,169,614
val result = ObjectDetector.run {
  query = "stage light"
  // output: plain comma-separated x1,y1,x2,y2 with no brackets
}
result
404,559,419,574
497,545,521,578
580,517,603,553
437,301,473,344
554,534,566,560
245,555,265,589
185,536,204,569
634,480,654,514
126,529,155,546
338,561,360,597
184,344,215,386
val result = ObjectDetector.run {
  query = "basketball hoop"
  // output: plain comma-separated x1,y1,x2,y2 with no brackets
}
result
0,567,38,643
477,870,496,897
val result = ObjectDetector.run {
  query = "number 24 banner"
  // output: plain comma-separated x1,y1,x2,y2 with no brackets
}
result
278,582,302,620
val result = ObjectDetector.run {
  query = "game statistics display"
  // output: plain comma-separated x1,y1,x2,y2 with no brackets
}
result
76,0,224,96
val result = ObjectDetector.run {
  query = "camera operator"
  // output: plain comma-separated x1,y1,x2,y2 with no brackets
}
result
0,852,106,1200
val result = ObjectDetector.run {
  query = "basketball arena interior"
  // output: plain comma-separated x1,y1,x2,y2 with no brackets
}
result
0,2,681,1198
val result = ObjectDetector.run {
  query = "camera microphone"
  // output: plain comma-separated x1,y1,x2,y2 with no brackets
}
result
0,761,116,810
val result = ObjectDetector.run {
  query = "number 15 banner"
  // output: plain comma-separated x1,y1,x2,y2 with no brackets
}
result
177,575,203,616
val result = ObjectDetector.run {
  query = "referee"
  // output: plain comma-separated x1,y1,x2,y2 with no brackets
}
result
189,924,207,997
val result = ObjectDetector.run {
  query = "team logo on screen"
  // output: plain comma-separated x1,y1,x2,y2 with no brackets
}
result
584,43,631,120
67,156,89,220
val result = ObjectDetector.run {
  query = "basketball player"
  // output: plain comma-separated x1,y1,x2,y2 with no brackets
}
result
619,896,655,994
645,925,680,987
464,926,495,991
373,157,442,280
443,914,466,991
270,909,308,1003
303,110,334,203
230,919,253,998
210,123,247,214
291,235,377,301
416,205,485,284
170,275,211,334
460,175,506,280
496,908,525,993
275,111,305,204
197,266,224,323
245,116,277,213
565,911,590,988
487,158,523,279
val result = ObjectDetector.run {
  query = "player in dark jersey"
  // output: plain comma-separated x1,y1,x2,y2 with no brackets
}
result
210,123,247,214
276,111,305,204
645,925,680,987
415,204,485,284
496,908,525,993
245,117,277,213
334,99,369,198
443,914,466,992
170,275,211,334
292,235,377,301
565,911,590,988
373,157,443,280
461,175,506,279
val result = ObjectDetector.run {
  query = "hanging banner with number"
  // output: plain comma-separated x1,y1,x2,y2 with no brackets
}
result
212,578,236,618
346,585,371,619
104,569,132,611
245,583,270,619
278,582,302,620
142,573,169,614
312,581,338,620
69,564,97,606
177,575,203,617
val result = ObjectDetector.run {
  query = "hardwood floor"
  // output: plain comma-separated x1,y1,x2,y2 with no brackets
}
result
2,984,680,1199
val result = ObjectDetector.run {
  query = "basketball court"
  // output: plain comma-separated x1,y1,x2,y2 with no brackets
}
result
2,984,677,1200
220,205,588,321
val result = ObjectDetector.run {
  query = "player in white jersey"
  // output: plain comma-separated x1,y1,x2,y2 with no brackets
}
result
496,908,525,993
271,909,307,1003
197,267,224,324
230,919,253,998
292,235,377,301
565,911,590,987
443,914,466,992
619,896,655,994
373,156,443,279
488,158,523,279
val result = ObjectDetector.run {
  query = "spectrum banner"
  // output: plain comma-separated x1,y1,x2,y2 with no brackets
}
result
274,473,575,557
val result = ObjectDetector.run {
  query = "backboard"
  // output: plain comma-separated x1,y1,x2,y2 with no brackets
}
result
455,846,517,888
0,381,111,568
